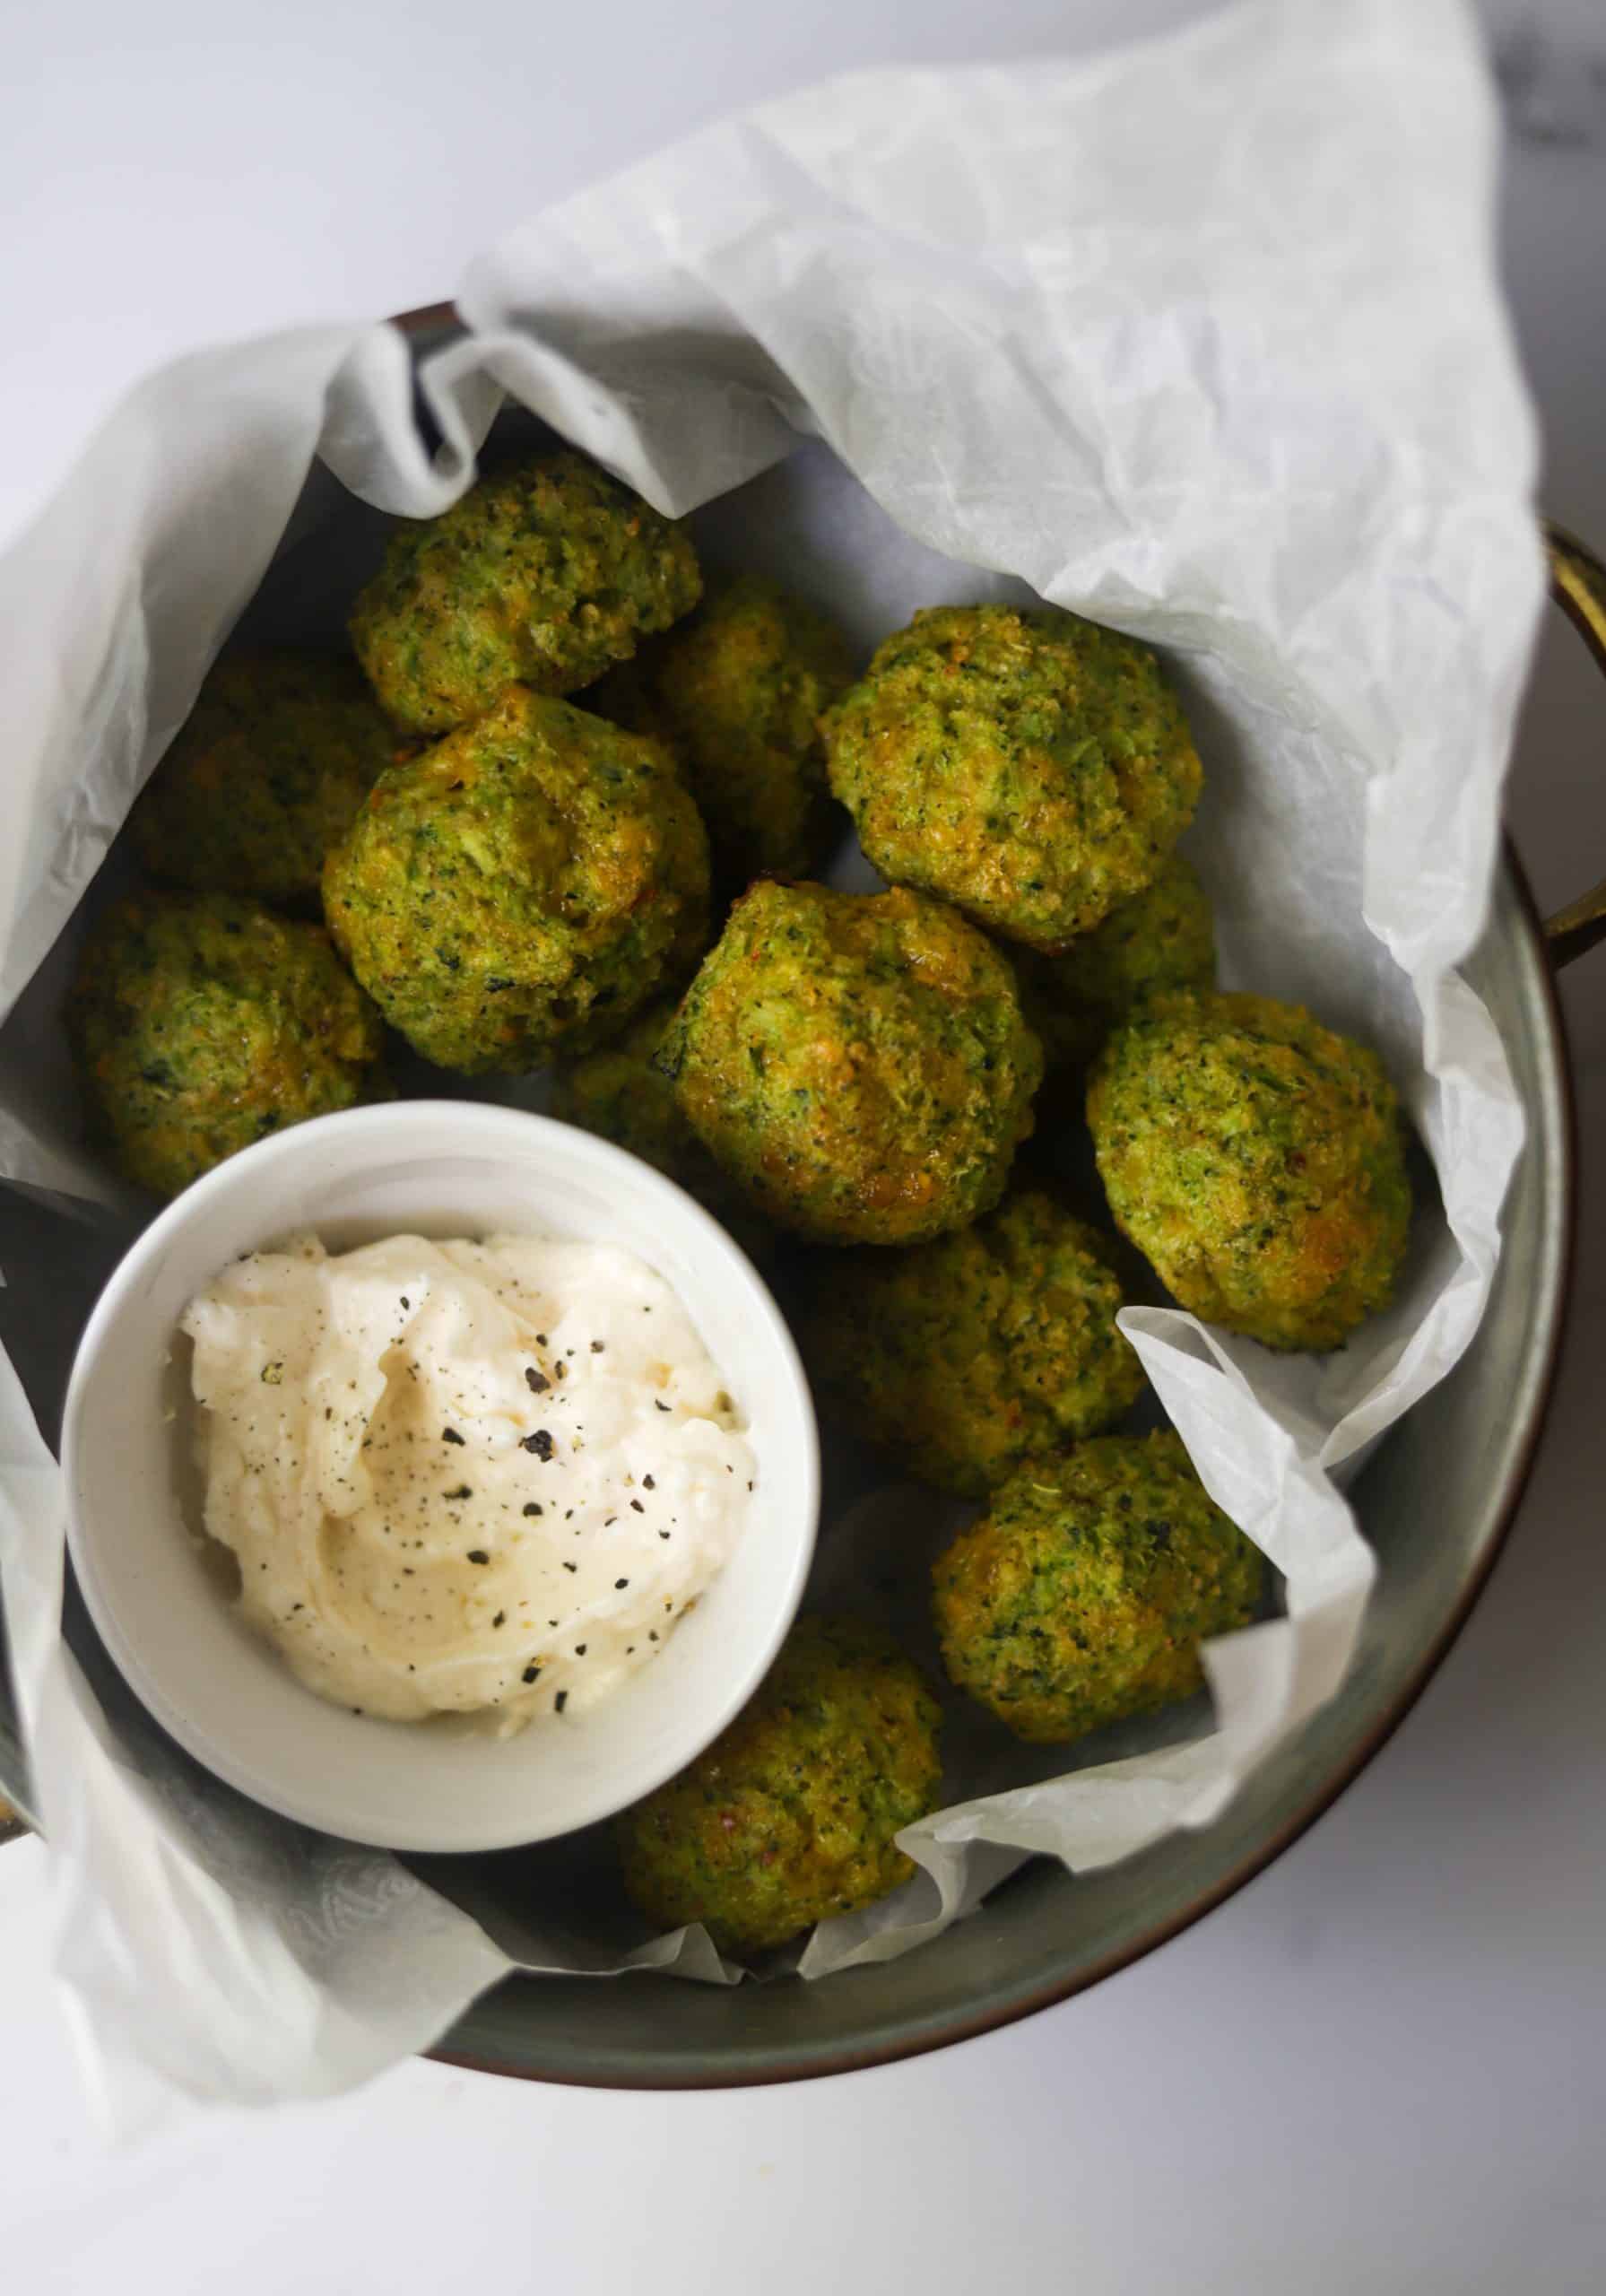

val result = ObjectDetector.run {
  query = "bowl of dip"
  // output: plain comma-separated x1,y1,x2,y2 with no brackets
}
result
60,1100,819,1852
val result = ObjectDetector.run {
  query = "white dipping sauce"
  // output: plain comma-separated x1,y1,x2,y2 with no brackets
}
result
181,1233,756,1732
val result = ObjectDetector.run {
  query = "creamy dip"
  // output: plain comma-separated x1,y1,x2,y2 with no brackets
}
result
181,1233,755,1731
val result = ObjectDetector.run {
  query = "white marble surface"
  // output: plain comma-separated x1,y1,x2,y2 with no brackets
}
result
2,2,1604,2288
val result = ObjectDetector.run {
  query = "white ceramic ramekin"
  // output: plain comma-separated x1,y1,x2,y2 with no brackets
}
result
62,1100,819,1853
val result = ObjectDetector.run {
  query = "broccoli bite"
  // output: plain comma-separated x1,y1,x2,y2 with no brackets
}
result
1088,988,1411,1351
69,891,386,1198
323,679,707,1074
800,1189,1145,1495
661,879,1042,1246
1015,852,1216,1071
350,451,701,735
933,1432,1263,1744
130,651,401,908
823,603,1202,950
616,1614,942,1954
323,686,709,1074
647,577,856,883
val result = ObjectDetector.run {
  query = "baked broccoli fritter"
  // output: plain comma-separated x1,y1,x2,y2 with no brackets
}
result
130,652,401,908
350,452,701,735
647,578,855,883
68,891,386,1198
823,603,1202,950
1015,852,1215,1071
800,1190,1145,1495
932,1432,1263,1743
661,880,1043,1246
322,685,709,1074
1087,989,1411,1351
616,1614,942,1954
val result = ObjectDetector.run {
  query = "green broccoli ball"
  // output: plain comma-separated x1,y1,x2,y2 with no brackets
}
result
1087,989,1412,1351
129,652,403,908
647,578,856,883
1014,852,1216,1071
823,603,1202,951
549,1001,773,1262
615,1614,942,1954
322,685,709,1074
932,1432,1263,1744
69,891,387,1199
800,1190,1146,1496
349,451,702,735
661,879,1043,1246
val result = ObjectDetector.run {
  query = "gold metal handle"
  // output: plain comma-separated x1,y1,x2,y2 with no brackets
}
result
1544,523,1606,970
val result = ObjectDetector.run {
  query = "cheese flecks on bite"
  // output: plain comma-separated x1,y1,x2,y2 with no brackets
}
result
180,1232,755,1732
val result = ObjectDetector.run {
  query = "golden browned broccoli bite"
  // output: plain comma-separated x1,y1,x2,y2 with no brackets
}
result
349,452,702,736
130,652,403,909
822,603,1202,951
800,1189,1146,1496
645,577,856,883
322,685,710,1074
549,1000,774,1263
1014,851,1216,1072
660,880,1043,1246
933,1432,1263,1744
68,891,387,1199
1087,988,1411,1352
615,1614,942,1954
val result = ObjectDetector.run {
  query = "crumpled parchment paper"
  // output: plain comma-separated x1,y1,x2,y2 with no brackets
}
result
0,0,1543,2114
